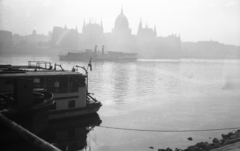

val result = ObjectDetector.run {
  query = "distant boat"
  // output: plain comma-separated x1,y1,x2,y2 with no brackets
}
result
59,45,138,61
0,61,102,120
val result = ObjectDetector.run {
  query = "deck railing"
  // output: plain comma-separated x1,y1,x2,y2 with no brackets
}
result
28,61,52,70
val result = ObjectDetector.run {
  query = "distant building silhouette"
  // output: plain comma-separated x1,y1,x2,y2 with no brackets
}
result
49,7,181,58
51,26,78,50
81,19,104,49
112,7,131,36
12,30,49,48
4,6,239,59
137,18,157,38
182,41,240,59
0,30,13,50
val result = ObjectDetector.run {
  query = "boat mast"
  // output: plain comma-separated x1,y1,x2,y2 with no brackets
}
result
75,58,92,91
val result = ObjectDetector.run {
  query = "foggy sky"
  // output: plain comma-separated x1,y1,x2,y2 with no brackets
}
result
0,0,240,46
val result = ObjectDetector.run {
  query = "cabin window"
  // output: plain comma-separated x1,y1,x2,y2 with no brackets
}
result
33,77,45,88
68,100,75,108
34,78,40,83
46,77,55,92
46,77,54,86
54,81,59,87
68,77,76,92
73,76,86,87
46,77,68,93
74,76,85,87
59,77,68,93
68,76,86,92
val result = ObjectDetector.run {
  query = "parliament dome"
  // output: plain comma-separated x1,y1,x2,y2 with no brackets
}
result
114,8,129,30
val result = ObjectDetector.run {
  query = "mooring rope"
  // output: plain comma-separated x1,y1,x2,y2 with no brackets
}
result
97,125,240,133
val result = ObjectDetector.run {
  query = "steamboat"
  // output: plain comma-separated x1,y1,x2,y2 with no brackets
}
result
59,45,138,61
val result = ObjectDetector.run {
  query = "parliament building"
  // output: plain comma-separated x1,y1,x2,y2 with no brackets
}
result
51,8,182,59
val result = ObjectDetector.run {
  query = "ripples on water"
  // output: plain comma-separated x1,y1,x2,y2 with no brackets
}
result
1,56,240,151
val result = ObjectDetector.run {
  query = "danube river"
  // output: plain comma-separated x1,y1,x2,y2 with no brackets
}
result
1,56,240,151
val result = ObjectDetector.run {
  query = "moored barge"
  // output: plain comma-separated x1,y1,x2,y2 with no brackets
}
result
0,61,102,120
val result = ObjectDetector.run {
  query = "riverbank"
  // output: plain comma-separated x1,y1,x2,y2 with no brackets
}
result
157,130,240,151
211,141,240,151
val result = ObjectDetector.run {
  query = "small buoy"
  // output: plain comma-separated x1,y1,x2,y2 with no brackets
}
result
187,137,193,141
149,146,154,149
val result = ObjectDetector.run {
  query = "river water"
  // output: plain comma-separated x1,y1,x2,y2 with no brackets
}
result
1,56,240,151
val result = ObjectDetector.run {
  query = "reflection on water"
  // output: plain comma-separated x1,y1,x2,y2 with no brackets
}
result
0,113,101,151
1,56,240,150
41,113,102,151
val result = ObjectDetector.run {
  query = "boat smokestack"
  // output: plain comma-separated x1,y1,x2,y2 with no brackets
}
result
94,45,97,53
102,45,104,54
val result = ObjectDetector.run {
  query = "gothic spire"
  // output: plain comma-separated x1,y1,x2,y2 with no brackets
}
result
154,24,157,36
83,19,85,27
121,5,123,14
138,18,142,30
154,24,157,32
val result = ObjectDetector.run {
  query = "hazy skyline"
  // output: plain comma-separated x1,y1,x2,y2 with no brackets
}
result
0,0,240,46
